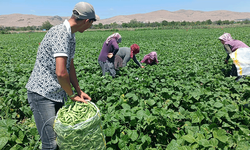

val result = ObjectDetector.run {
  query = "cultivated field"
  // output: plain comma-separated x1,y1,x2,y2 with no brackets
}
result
1,27,250,149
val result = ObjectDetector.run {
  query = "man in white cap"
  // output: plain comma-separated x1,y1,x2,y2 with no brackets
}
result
25,2,98,149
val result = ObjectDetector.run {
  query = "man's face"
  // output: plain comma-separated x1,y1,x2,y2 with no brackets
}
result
79,20,93,33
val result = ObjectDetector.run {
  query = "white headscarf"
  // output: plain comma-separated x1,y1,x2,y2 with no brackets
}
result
105,33,122,44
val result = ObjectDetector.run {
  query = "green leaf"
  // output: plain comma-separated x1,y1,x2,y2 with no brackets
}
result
161,88,169,93
0,137,9,149
141,135,151,145
0,119,17,128
111,135,119,144
182,134,196,143
190,91,200,100
238,125,250,135
125,93,138,101
29,127,38,136
136,110,145,120
105,125,116,137
167,140,179,150
0,127,10,138
214,102,223,108
196,133,205,141
127,130,138,141
118,139,126,149
212,129,229,143
173,101,180,108
214,110,227,118
11,134,17,142
222,122,234,129
226,104,237,112
108,105,115,113
128,144,137,150
172,92,183,101
198,139,211,147
178,146,192,150
16,138,23,144
9,144,23,150
190,144,199,150
145,115,156,125
146,100,155,106
121,103,131,110
35,135,40,141
23,147,30,150
236,140,250,150
200,124,211,135
18,130,25,142
190,110,204,123
209,138,218,147
121,132,129,140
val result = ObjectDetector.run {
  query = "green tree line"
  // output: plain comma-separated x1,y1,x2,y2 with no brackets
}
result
0,21,53,34
91,19,250,29
1,19,250,34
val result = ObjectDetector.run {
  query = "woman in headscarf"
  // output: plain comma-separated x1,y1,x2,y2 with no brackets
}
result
141,51,159,65
98,33,121,77
218,33,249,77
114,44,144,70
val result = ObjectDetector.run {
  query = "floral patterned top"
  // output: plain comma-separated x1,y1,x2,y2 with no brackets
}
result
25,20,75,103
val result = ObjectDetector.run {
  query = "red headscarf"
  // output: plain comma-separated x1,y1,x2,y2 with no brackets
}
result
130,44,140,58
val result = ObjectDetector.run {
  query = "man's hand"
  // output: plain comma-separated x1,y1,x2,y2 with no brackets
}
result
70,90,91,104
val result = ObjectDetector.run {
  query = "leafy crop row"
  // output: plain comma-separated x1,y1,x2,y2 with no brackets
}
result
0,27,250,150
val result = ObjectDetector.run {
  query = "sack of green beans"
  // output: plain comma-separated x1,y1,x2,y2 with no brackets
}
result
54,101,106,150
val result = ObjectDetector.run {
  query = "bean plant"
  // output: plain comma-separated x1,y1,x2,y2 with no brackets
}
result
0,27,250,149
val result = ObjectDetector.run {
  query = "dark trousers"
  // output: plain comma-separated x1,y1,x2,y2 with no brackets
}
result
230,64,238,76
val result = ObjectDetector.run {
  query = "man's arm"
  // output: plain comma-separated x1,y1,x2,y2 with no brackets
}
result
56,57,91,103
56,56,74,96
69,58,91,101
69,58,81,94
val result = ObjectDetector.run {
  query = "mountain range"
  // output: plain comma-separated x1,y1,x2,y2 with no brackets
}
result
1,10,250,27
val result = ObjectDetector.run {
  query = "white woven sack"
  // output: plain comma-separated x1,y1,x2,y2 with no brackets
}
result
229,47,250,76
54,101,106,150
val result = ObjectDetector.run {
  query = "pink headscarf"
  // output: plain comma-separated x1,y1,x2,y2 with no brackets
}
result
149,51,158,63
218,33,233,42
130,44,140,58
219,33,249,51
105,33,122,44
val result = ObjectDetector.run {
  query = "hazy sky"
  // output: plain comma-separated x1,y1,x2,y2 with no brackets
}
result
1,0,250,19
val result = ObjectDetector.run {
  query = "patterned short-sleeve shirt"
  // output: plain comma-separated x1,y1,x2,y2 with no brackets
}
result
25,20,75,103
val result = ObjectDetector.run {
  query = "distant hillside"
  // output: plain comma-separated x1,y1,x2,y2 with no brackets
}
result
94,10,250,25
0,14,69,27
1,10,250,27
